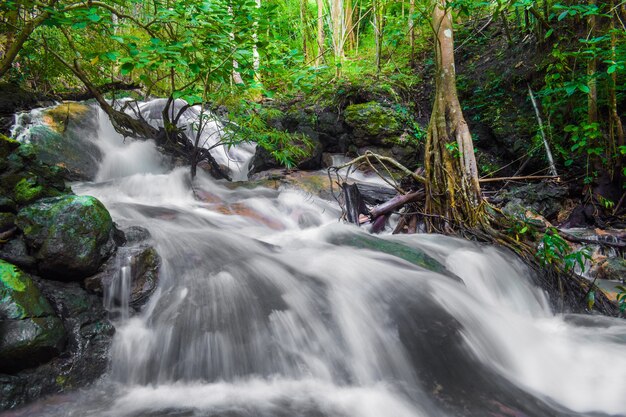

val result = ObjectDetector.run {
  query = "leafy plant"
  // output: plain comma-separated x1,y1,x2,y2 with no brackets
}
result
616,285,626,314
537,228,591,273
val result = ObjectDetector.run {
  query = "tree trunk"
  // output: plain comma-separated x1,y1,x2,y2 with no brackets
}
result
609,1,624,182
330,0,344,77
300,0,310,61
0,11,50,79
424,0,482,231
408,0,416,67
344,0,355,51
373,0,384,73
587,0,598,125
316,0,325,65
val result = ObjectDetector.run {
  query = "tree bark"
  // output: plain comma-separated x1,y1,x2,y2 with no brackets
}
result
409,0,416,67
300,0,310,61
330,0,344,77
316,0,325,65
587,0,598,125
609,1,624,181
424,0,482,230
344,0,355,51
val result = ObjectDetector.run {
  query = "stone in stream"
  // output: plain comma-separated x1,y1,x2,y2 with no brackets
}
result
0,260,66,373
12,103,103,181
325,229,456,279
85,244,161,311
16,195,115,279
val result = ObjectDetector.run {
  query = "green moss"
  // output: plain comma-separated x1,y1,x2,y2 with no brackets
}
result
16,195,114,278
14,177,45,205
0,133,20,158
0,259,55,320
344,102,402,137
0,261,26,291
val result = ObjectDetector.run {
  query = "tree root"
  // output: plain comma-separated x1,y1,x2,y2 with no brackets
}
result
329,152,622,317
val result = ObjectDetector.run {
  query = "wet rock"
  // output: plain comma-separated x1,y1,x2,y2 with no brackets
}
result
325,229,456,279
0,133,20,158
249,132,324,174
0,136,67,207
317,111,346,137
11,103,102,181
122,225,152,245
249,146,281,174
0,260,66,373
0,236,36,270
16,195,115,279
0,212,16,232
595,258,626,282
85,245,161,311
497,182,568,221
560,204,597,228
0,196,17,213
0,278,114,410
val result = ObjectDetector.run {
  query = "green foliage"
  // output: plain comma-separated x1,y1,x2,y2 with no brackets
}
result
537,228,591,273
225,101,312,169
616,285,626,314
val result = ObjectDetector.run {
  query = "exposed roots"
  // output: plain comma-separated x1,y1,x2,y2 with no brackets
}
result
329,152,621,316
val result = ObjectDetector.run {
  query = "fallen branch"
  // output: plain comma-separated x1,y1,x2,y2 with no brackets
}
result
369,190,423,219
479,175,559,183
541,226,626,249
330,151,426,184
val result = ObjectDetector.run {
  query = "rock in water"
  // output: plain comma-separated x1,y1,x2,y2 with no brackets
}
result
0,260,66,372
85,245,161,311
16,195,115,279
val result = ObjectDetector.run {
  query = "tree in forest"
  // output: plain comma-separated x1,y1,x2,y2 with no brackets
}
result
423,0,482,232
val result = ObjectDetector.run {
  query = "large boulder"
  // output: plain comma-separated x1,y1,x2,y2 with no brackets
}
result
497,182,569,221
0,278,114,410
0,260,66,373
343,101,403,143
12,103,102,181
16,195,115,279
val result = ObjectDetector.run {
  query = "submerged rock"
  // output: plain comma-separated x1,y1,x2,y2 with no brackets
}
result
16,195,115,279
325,230,457,280
0,260,66,373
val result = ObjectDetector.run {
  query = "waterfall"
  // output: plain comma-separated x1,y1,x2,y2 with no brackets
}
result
8,103,626,417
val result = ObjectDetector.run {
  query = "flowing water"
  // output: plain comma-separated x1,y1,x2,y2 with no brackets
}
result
6,103,626,417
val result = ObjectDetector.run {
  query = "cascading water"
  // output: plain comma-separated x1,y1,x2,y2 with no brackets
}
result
5,103,626,417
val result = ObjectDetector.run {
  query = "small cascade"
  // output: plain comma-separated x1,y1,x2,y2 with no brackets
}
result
103,249,134,321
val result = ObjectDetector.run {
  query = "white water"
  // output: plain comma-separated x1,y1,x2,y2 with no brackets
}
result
9,105,626,417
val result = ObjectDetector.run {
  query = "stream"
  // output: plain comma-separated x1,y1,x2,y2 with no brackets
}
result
4,102,626,417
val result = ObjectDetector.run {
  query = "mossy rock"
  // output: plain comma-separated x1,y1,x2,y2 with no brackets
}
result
344,101,402,138
0,260,55,320
0,133,20,158
20,124,102,181
16,195,115,279
13,177,47,205
0,260,66,372
42,103,92,133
